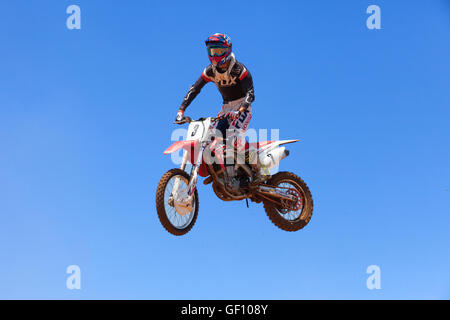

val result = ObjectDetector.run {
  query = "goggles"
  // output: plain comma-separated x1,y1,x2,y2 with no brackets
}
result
207,45,230,57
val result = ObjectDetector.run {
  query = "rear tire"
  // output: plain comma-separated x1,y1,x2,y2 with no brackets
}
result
263,171,313,232
156,168,199,236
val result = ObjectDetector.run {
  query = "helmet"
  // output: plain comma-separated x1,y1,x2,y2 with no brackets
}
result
205,33,232,67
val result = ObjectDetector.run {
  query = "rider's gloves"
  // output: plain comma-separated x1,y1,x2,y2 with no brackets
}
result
238,105,247,114
225,110,240,120
175,109,184,122
226,106,247,121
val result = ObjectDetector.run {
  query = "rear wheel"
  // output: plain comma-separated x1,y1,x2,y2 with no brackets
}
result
263,171,313,232
156,168,199,236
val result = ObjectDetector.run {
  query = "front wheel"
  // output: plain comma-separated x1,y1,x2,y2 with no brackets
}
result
263,171,313,232
156,168,199,236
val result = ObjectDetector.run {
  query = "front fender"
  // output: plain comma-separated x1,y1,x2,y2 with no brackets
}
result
163,139,208,177
163,140,199,155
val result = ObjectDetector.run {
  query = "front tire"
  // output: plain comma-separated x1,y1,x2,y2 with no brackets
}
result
263,171,313,232
156,168,199,236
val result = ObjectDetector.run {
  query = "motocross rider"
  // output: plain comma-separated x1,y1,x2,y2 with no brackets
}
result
175,33,266,183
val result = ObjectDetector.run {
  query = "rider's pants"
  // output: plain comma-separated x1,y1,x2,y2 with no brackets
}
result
216,97,252,141
211,97,261,169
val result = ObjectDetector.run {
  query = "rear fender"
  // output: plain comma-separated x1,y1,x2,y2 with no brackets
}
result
274,139,300,148
257,139,300,153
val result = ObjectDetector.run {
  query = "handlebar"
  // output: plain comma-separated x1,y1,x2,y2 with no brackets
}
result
173,114,228,125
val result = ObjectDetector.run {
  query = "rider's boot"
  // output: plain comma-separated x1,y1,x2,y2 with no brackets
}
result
225,134,270,186
247,145,270,186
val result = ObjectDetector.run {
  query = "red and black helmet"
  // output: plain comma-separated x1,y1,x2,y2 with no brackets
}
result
205,33,232,67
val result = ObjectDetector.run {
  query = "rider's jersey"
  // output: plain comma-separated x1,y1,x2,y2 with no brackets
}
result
180,54,255,111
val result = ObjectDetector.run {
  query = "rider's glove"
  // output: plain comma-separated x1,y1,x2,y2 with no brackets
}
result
175,109,184,122
225,110,240,121
226,106,247,121
238,105,247,114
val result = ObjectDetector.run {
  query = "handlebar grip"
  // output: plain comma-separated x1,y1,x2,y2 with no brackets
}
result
173,116,193,125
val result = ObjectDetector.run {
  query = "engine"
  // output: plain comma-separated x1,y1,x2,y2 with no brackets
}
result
224,165,250,195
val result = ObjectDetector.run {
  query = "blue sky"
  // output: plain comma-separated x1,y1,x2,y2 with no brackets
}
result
0,0,449,299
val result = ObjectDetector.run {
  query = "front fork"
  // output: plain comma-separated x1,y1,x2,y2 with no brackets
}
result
187,143,206,197
171,143,205,200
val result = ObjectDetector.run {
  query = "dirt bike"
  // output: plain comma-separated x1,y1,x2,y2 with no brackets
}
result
155,114,313,236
